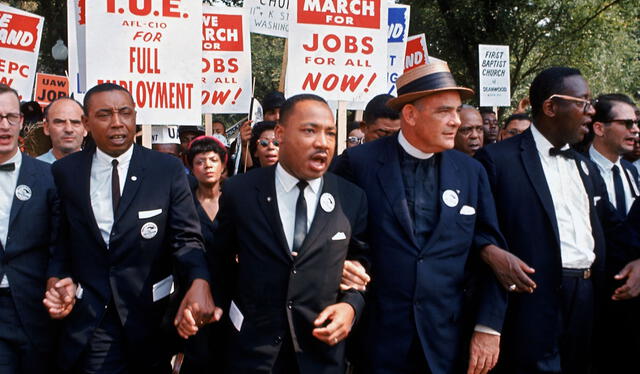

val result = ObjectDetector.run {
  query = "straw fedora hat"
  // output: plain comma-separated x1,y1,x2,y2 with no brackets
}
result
387,60,474,111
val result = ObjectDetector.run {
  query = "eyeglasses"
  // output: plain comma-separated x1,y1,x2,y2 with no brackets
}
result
258,138,279,147
547,94,597,114
0,113,22,126
347,136,363,145
605,119,639,130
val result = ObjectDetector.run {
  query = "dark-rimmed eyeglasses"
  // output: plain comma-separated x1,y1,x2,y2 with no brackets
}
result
547,94,597,114
258,139,279,147
0,113,22,126
347,136,363,145
605,119,639,130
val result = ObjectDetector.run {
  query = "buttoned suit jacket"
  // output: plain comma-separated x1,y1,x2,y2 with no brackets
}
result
48,144,210,370
0,155,59,352
332,134,507,374
211,165,368,374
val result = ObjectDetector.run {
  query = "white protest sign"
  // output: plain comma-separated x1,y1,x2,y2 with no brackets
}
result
478,44,510,107
285,0,388,103
404,33,428,72
67,0,86,101
386,4,409,96
202,6,252,114
244,0,290,38
0,4,43,101
85,0,202,125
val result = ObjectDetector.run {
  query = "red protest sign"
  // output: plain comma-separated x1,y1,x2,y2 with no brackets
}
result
404,34,428,73
0,10,40,52
297,0,380,29
34,73,69,107
203,14,243,51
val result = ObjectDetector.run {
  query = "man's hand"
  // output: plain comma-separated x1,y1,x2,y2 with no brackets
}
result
43,277,76,319
612,259,640,300
174,279,223,339
481,245,536,293
467,331,500,374
340,260,370,291
312,302,355,346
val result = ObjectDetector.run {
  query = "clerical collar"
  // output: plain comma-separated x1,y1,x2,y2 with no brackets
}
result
398,130,434,160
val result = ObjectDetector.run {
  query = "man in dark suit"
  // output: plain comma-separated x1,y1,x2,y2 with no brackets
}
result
211,94,368,374
43,83,220,373
332,61,507,374
475,67,640,374
0,84,60,373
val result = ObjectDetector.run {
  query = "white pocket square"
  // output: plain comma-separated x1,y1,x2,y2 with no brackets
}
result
331,232,346,241
459,205,476,215
138,209,162,219
594,196,601,206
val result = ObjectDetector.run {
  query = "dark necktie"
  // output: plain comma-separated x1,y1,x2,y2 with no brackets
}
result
549,147,574,159
111,159,121,217
0,163,15,172
612,165,626,217
292,180,308,254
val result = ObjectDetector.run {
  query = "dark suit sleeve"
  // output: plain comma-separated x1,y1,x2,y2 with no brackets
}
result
167,161,211,285
330,151,357,184
47,165,72,280
338,188,368,320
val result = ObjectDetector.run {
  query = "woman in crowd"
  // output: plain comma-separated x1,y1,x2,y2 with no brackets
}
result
249,120,279,168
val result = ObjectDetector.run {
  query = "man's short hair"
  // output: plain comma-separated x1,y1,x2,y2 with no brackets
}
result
593,93,635,123
504,113,531,128
0,84,20,103
43,97,84,119
279,94,328,124
529,67,582,119
479,107,495,115
262,91,286,113
83,83,133,115
363,94,399,125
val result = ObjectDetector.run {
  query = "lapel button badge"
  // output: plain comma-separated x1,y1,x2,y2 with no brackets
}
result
320,192,335,213
442,189,459,208
15,185,32,201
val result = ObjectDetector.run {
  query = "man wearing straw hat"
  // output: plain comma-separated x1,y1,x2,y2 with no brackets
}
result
333,60,507,374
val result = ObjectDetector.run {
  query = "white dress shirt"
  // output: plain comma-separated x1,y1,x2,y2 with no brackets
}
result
398,130,434,159
275,163,322,251
36,149,56,164
0,150,22,287
90,145,133,246
589,146,638,213
531,125,594,269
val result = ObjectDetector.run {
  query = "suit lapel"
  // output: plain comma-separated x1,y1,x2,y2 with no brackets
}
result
115,145,144,222
421,152,461,252
78,147,107,249
7,155,36,230
520,130,561,246
257,166,292,260
377,136,419,248
295,173,336,261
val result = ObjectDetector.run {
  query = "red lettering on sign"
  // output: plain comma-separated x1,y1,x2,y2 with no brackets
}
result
202,14,243,51
0,11,40,52
298,0,379,29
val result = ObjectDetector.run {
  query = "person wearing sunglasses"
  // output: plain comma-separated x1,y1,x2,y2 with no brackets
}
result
346,121,364,149
249,121,280,168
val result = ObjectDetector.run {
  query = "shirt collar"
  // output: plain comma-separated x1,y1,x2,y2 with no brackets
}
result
398,130,434,160
589,145,621,171
95,144,134,166
275,163,322,194
1,149,22,171
530,124,570,157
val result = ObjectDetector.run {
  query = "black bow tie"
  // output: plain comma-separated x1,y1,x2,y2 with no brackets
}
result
549,147,574,159
0,163,15,172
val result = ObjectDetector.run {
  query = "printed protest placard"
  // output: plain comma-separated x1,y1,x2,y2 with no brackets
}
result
34,73,69,107
387,4,409,96
244,0,290,38
0,4,43,101
285,0,388,103
404,33,428,73
67,0,86,100
478,44,510,107
202,6,252,114
85,0,202,124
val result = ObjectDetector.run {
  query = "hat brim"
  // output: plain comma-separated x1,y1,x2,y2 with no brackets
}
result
387,87,475,111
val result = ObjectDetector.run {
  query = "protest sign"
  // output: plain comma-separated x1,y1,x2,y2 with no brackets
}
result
85,0,202,124
244,0,290,38
285,0,388,103
404,33,428,73
0,4,43,101
387,4,409,96
67,0,86,100
34,73,69,107
478,44,510,107
202,5,252,114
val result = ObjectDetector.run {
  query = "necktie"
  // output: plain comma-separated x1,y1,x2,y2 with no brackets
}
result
612,165,626,217
0,163,15,172
111,159,121,217
292,180,308,254
549,147,574,159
